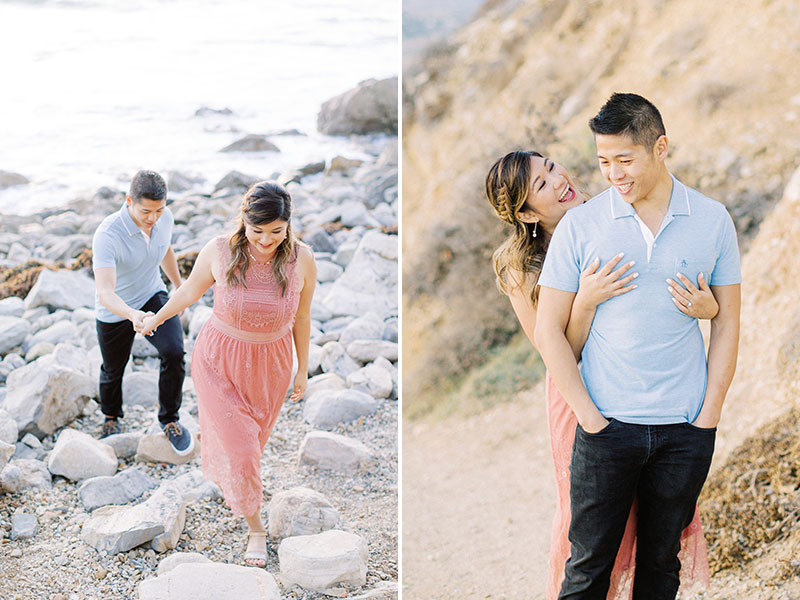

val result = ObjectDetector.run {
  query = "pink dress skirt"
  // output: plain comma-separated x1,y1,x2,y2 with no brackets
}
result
192,236,302,517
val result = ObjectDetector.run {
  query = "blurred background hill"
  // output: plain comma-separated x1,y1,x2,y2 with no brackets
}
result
402,1,800,597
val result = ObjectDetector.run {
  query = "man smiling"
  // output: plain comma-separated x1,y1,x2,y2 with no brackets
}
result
92,170,194,456
535,94,741,598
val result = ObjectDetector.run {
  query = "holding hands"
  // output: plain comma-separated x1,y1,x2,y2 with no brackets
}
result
667,272,719,319
138,314,161,337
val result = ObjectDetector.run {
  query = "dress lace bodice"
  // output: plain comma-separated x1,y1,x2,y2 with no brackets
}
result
210,236,302,335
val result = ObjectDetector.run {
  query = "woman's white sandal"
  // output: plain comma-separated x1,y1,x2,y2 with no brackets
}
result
244,531,268,568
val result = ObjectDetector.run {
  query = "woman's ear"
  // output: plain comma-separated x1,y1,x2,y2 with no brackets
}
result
516,208,539,224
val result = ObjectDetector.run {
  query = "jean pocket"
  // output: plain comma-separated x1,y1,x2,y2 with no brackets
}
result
684,421,717,434
579,418,617,437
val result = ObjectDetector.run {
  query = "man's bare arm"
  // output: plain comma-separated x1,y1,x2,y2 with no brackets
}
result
693,284,740,428
534,286,608,433
94,267,149,325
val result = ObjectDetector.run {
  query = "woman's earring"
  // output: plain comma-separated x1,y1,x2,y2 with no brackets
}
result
533,221,538,238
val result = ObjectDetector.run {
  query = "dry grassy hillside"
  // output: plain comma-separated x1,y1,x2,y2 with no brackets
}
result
402,0,800,412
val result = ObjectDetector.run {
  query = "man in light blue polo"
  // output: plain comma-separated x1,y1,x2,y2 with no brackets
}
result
535,94,740,599
92,170,194,456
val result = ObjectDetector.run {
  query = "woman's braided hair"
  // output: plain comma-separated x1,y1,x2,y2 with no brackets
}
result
485,151,549,306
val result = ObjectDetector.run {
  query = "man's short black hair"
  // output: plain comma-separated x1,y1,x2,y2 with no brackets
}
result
129,170,167,203
589,93,666,150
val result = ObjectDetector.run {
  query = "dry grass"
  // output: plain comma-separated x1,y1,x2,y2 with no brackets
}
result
699,406,800,574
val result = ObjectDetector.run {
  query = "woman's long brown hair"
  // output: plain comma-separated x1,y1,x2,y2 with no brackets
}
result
485,151,549,306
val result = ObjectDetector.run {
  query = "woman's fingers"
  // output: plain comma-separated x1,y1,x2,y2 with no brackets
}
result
675,272,699,294
697,272,710,290
666,280,691,304
610,261,635,283
613,282,637,296
581,257,601,276
599,253,625,275
672,297,691,313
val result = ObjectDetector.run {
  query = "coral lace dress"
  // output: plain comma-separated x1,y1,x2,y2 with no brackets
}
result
192,236,302,517
545,373,710,599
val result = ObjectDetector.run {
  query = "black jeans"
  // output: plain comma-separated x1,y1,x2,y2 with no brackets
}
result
559,418,716,600
96,291,185,426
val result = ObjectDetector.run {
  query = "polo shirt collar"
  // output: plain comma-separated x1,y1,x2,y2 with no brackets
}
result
120,201,163,238
608,173,690,220
120,202,141,237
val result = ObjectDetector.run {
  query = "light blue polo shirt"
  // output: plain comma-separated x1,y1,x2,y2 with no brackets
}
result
538,175,741,424
92,202,173,323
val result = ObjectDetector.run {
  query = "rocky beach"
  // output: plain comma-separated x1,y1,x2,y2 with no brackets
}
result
0,78,398,600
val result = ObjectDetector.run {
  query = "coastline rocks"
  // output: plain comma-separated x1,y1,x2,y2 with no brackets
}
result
0,440,15,471
318,77,398,135
346,340,398,363
23,319,79,352
0,296,25,317
0,170,30,189
4,355,95,438
320,341,361,378
78,467,158,512
10,513,38,540
303,389,379,429
81,503,165,555
267,487,340,540
0,316,30,354
323,231,397,318
346,362,393,399
0,458,52,492
156,551,212,575
100,431,144,460
138,563,281,600
298,431,374,473
23,268,94,311
213,170,260,194
135,431,201,465
122,371,159,407
47,428,118,482
278,530,368,590
219,134,280,153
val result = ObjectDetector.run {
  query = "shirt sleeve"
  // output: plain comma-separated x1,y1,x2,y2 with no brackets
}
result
709,209,741,286
537,211,581,293
92,229,117,270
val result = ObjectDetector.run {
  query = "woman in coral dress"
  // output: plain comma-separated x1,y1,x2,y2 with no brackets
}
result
140,181,316,567
485,151,714,598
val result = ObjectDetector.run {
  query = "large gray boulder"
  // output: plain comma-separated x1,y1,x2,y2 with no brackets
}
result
0,297,25,318
303,389,379,429
267,487,340,540
220,134,279,153
0,170,29,189
23,319,80,352
323,231,397,318
2,423,22,446
78,467,157,511
47,428,118,482
24,268,94,311
278,530,368,590
81,503,165,554
4,354,95,438
0,316,30,355
317,77,398,135
0,458,52,492
138,563,281,600
0,440,15,472
298,431,374,473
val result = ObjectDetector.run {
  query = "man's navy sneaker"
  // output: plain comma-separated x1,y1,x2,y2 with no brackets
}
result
162,421,195,456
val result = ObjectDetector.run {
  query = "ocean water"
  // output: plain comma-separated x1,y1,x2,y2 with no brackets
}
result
0,0,398,215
